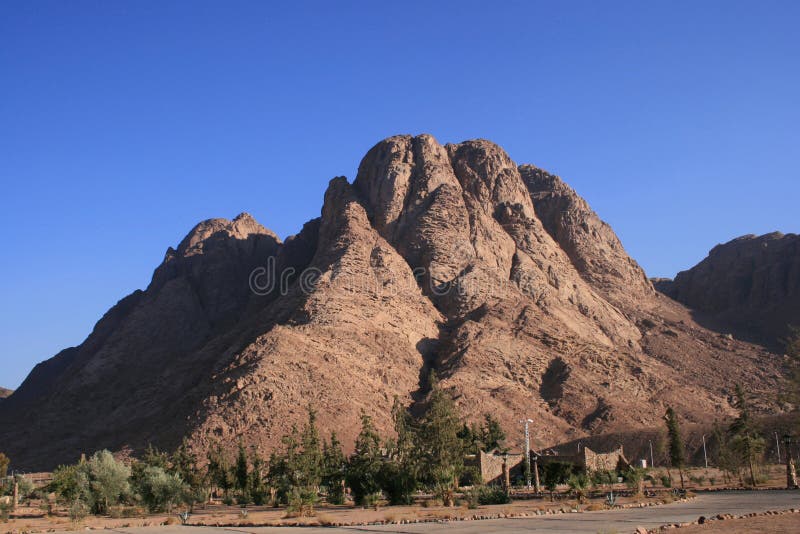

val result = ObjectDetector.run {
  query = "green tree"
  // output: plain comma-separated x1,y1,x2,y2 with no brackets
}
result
170,439,206,508
480,414,506,451
248,449,268,505
322,432,346,505
664,407,686,489
346,412,384,506
414,373,463,506
141,444,168,469
782,326,800,406
297,407,323,490
206,444,234,499
542,461,575,499
132,466,186,512
0,453,8,479
380,397,419,505
267,426,300,505
81,450,132,514
728,384,766,486
234,440,250,500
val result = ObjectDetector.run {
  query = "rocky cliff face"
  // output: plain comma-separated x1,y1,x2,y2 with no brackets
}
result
656,232,800,346
0,388,12,400
0,135,784,470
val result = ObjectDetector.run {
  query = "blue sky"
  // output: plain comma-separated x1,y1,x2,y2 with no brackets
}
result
1,1,798,389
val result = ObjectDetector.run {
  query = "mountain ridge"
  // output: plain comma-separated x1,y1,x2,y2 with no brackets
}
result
0,134,785,470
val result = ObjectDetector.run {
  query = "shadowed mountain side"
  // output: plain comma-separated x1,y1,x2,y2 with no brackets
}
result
655,232,800,348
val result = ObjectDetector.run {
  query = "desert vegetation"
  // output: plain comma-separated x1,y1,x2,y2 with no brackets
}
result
0,377,795,528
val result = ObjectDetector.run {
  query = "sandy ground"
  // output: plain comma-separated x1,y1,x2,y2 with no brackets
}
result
670,513,800,533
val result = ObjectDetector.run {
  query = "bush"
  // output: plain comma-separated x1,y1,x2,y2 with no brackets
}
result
285,487,317,517
476,486,510,505
463,488,480,509
591,469,616,487
567,473,591,503
14,475,35,500
0,501,11,523
68,499,89,522
660,475,672,488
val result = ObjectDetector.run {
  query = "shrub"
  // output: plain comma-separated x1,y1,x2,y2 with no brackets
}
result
463,487,480,509
68,499,89,522
660,475,672,488
477,486,510,505
567,473,591,503
0,501,11,523
14,475,35,500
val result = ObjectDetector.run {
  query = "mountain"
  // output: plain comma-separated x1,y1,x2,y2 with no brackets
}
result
0,135,783,470
655,232,800,347
0,388,12,400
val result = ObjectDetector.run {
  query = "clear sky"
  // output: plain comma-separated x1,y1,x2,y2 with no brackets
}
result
1,1,798,389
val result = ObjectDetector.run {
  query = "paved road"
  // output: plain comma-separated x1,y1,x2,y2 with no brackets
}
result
65,491,800,534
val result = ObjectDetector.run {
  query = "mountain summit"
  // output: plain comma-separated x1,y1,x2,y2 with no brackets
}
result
0,135,783,470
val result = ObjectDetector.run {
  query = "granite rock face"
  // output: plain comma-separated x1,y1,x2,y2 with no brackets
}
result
656,232,800,346
0,135,784,470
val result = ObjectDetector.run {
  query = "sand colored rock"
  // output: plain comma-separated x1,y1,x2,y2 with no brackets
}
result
0,135,785,470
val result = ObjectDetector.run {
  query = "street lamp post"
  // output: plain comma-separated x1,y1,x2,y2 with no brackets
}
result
702,435,708,469
520,418,533,489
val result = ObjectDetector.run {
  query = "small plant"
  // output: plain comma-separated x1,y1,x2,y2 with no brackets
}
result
605,490,617,508
567,473,591,503
239,505,248,518
708,477,716,486
463,487,480,509
660,474,672,488
0,501,11,523
68,499,88,523
178,511,191,525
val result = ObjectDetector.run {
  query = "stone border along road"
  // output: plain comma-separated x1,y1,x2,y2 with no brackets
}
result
56,490,800,534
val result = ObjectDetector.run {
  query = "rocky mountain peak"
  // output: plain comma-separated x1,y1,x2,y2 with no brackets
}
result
0,135,785,470
520,164,654,307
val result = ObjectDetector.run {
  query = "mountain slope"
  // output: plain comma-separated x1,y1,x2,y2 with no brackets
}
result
656,232,800,347
0,135,784,470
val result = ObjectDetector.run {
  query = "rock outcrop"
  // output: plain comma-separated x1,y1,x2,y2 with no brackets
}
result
656,232,800,346
0,388,12,400
0,135,785,470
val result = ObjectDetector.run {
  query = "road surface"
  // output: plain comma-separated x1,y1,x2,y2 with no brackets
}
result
63,490,800,533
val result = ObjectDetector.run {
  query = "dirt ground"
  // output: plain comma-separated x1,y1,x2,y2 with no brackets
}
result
1,493,657,532
670,513,800,533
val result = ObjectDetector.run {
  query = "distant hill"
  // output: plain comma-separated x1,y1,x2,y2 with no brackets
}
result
655,232,799,348
0,388,12,399
0,134,784,470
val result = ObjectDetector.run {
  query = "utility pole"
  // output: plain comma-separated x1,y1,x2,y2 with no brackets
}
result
520,418,533,489
702,435,708,469
775,432,781,464
649,439,655,468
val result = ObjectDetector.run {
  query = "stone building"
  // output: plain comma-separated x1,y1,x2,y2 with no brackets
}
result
535,445,629,473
